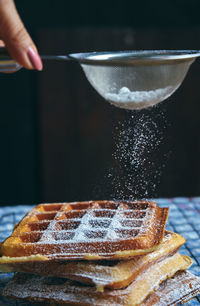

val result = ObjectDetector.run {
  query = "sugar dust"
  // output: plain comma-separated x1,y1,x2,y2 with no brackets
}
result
105,86,173,110
91,104,170,201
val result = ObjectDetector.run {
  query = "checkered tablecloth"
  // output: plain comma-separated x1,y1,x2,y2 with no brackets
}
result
0,198,200,305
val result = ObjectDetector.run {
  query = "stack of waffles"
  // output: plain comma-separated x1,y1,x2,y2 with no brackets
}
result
0,200,200,305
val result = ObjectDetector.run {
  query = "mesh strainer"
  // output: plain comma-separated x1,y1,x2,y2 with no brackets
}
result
1,48,200,110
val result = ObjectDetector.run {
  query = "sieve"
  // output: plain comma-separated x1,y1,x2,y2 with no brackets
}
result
1,48,200,110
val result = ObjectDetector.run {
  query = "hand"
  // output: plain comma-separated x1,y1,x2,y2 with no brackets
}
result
0,0,43,71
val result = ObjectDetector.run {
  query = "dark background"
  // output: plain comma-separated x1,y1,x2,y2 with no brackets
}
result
1,0,200,205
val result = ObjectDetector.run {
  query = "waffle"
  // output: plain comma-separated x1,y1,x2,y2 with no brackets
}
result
0,200,169,260
0,231,185,291
3,253,192,305
142,270,200,305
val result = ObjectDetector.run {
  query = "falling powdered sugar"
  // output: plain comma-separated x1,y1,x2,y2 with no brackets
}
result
104,106,170,200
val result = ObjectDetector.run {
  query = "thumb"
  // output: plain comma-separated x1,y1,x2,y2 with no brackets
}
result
0,0,42,70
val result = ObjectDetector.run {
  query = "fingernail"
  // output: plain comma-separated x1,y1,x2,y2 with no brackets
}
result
27,46,43,71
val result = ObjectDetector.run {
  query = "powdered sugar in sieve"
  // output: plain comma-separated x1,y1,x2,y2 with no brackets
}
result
105,86,174,110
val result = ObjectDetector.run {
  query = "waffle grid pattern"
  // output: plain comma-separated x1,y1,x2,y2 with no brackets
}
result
2,201,167,258
36,202,149,243
0,197,199,305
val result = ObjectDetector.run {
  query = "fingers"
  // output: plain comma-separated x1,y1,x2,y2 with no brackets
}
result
0,40,5,46
0,0,42,70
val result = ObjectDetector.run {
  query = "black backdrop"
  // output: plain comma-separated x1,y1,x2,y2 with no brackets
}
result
0,0,200,205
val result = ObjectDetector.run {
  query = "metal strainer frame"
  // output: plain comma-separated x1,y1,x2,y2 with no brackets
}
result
1,48,200,109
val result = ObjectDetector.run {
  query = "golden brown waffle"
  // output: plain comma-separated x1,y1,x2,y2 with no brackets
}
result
142,270,200,305
3,253,192,305
0,231,185,291
1,200,169,260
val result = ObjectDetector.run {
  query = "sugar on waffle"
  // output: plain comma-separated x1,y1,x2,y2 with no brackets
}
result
0,200,169,260
2,253,193,305
0,231,185,291
142,270,200,306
